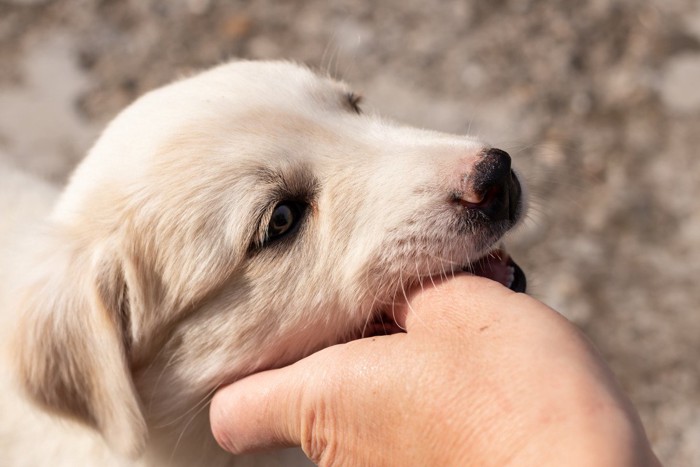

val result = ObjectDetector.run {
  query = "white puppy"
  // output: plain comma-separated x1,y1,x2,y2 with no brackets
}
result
0,61,526,467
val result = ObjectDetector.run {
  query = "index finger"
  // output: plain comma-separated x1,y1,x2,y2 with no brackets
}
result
396,274,520,332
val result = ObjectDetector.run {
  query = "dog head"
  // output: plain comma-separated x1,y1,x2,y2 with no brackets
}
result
13,61,527,457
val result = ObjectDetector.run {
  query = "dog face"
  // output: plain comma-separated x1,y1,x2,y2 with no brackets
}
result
13,61,526,457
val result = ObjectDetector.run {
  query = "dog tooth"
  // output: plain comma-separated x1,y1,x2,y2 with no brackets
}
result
506,265,515,287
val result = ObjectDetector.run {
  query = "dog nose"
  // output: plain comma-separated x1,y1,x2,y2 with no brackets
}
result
458,148,520,222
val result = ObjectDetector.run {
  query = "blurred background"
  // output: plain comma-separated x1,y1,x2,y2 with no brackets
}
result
1,0,698,464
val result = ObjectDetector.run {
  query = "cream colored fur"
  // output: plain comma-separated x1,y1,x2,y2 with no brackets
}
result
0,61,524,466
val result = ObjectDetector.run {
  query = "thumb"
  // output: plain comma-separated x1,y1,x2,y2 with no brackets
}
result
210,365,308,455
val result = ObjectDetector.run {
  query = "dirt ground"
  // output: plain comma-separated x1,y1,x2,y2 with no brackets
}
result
1,0,699,464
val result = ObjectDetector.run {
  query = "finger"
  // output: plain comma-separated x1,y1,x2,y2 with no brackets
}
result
398,274,518,332
210,366,306,455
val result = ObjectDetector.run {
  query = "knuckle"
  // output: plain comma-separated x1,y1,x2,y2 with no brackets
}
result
300,398,339,465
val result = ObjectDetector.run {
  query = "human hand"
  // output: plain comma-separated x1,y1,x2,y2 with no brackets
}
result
210,275,661,466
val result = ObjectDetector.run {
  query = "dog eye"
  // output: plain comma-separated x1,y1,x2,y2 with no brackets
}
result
266,202,304,242
346,92,362,114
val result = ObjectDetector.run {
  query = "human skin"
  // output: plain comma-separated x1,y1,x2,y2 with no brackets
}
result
210,275,662,466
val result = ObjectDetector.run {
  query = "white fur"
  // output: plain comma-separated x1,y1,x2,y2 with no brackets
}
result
0,61,524,466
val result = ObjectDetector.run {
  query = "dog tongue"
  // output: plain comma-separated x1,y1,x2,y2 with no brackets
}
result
466,249,527,292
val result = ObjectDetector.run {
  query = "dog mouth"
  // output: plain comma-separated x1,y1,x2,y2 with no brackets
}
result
463,247,527,293
366,247,526,336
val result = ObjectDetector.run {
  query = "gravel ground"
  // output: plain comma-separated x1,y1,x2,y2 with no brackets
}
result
1,0,699,464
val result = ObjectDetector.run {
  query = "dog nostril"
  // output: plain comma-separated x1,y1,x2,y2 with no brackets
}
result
460,183,501,207
461,189,486,205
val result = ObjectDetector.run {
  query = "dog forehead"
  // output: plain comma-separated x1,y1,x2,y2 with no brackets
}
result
192,60,351,114
110,60,350,154
137,61,357,167
53,62,348,216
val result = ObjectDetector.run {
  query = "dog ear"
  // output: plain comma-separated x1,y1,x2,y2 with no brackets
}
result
13,231,147,458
